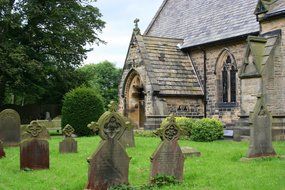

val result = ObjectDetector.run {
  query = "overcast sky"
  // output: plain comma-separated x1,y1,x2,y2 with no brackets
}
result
85,0,164,68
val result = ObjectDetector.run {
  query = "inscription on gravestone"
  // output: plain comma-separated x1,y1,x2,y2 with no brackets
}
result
150,116,184,181
0,109,21,146
59,124,77,153
247,95,276,158
86,101,131,190
20,121,49,170
0,140,5,158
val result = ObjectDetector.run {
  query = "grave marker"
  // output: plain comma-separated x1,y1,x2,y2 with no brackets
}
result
20,121,49,170
86,101,131,190
0,109,21,146
150,116,184,181
247,95,276,158
59,124,77,153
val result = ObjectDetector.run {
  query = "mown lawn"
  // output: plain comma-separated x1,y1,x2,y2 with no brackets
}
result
0,136,284,190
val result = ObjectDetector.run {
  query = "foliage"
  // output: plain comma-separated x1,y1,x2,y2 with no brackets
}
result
78,61,122,107
150,174,179,188
0,0,105,105
191,118,224,142
61,87,104,136
161,117,223,141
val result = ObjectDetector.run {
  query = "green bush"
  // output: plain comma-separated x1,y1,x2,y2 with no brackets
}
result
61,87,104,136
150,174,179,188
161,117,223,142
191,118,224,142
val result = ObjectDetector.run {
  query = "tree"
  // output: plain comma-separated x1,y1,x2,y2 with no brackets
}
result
0,0,105,106
78,61,122,107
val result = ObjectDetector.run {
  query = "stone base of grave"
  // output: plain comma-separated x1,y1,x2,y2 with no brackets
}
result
181,147,201,158
240,154,285,162
59,138,77,153
20,139,49,170
0,143,5,158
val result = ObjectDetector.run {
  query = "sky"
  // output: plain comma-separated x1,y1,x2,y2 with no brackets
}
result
85,0,164,68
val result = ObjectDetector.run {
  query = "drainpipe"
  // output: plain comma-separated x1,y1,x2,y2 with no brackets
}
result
201,48,207,118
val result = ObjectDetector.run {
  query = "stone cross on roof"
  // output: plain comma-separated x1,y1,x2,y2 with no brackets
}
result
133,18,140,35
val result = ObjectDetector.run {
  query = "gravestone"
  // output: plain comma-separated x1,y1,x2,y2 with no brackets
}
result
247,95,276,158
119,116,135,148
150,116,184,181
20,121,49,170
0,140,5,158
0,109,21,146
21,122,50,141
59,124,77,153
86,101,131,190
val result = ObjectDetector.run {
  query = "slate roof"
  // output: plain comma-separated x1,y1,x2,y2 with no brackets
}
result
139,35,204,96
145,0,260,48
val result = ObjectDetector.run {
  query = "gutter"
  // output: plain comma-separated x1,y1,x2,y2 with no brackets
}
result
200,47,207,118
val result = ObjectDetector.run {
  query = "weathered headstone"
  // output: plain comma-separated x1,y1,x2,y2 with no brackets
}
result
0,109,21,146
150,116,184,181
247,95,276,158
20,121,49,170
86,101,131,190
59,124,77,153
0,140,5,158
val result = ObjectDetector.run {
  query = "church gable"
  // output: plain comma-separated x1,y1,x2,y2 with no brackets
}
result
122,32,203,97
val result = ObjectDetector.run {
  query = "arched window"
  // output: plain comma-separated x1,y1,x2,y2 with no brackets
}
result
215,49,237,104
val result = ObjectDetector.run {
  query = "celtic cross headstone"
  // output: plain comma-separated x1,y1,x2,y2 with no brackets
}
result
150,116,184,181
59,124,77,153
20,121,49,170
85,101,131,190
0,109,21,146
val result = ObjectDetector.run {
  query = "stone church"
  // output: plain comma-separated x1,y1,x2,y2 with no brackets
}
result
118,0,285,139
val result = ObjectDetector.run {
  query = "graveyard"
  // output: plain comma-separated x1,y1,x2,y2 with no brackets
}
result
0,136,284,190
1,0,285,190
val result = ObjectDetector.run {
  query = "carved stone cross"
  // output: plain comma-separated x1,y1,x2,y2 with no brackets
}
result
62,124,75,138
27,121,43,137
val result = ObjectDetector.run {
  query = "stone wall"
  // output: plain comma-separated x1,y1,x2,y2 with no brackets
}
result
187,40,247,126
261,17,285,116
165,97,204,117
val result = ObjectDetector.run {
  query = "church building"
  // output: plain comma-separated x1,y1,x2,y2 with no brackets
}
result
118,0,285,140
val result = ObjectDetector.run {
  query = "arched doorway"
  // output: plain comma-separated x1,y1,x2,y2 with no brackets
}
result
124,72,145,128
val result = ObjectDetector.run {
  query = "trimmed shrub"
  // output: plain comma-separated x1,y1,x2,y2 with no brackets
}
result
191,118,224,142
161,117,223,142
61,87,104,136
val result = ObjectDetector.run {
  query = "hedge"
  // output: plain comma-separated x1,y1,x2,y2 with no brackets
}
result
61,87,104,136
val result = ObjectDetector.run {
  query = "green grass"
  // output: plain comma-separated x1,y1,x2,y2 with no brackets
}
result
0,137,284,190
